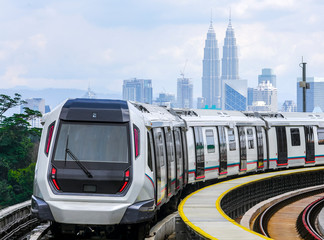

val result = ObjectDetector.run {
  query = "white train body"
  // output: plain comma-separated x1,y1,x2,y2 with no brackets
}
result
31,99,324,229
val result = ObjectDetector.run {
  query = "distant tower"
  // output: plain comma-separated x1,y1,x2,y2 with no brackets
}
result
177,77,193,108
297,77,324,112
202,17,221,109
248,81,278,112
83,86,97,99
122,78,153,104
221,13,246,111
20,98,45,128
221,12,239,81
258,68,276,87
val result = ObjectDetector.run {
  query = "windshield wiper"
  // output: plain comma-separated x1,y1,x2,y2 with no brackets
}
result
64,136,93,178
65,134,93,178
66,148,93,178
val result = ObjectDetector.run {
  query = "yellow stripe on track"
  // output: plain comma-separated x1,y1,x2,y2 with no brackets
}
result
178,166,324,240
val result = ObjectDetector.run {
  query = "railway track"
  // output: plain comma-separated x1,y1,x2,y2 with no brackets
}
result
253,189,324,240
1,217,40,240
0,203,175,240
297,196,324,240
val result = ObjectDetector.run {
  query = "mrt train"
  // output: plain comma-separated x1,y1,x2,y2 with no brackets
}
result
31,98,324,237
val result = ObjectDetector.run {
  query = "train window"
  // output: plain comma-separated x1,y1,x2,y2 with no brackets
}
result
165,128,175,162
45,121,55,156
53,123,129,163
290,128,300,146
218,126,227,173
174,130,182,159
206,129,215,153
158,133,165,166
317,128,324,145
228,128,236,151
133,124,140,158
147,133,153,171
247,128,254,149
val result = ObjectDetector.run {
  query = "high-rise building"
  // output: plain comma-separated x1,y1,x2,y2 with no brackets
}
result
248,81,277,112
20,98,45,128
297,77,324,112
221,16,246,110
222,80,247,111
122,78,153,104
202,20,221,108
258,68,276,87
247,87,254,106
221,17,239,82
154,93,176,108
282,100,297,112
177,77,193,108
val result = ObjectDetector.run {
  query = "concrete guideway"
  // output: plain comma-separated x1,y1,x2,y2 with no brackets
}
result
178,166,324,240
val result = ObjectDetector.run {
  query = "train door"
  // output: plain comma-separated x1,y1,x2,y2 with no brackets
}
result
181,128,188,185
256,126,264,169
147,131,156,199
203,127,219,179
218,126,227,175
152,128,167,206
193,127,205,180
238,127,247,171
164,127,176,197
173,127,184,190
304,126,315,163
276,126,288,165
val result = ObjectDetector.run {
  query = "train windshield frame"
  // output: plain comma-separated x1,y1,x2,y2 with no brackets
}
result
52,121,130,164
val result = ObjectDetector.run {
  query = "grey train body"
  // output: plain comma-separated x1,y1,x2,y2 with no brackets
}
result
32,98,324,231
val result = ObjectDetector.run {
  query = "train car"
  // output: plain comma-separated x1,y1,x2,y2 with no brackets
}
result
31,98,324,238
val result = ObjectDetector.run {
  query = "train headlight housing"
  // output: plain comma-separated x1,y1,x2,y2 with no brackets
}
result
51,166,60,191
119,169,130,192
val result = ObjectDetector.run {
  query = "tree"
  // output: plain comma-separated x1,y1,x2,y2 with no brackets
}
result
0,94,42,207
0,93,26,122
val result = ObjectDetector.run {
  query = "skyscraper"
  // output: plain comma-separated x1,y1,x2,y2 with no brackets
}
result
282,100,297,112
122,78,153,104
222,79,247,111
248,81,277,112
202,20,221,108
154,93,176,108
258,68,276,87
221,16,246,110
177,77,193,108
297,77,324,112
221,16,239,81
20,98,45,128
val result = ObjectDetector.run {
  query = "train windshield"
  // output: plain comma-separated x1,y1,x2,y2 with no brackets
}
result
53,122,129,163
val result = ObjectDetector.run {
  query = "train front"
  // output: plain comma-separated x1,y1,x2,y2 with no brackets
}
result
31,99,155,234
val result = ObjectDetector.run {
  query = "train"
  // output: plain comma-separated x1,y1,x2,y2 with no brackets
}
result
31,98,324,238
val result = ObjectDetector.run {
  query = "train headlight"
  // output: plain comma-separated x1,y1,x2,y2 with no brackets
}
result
51,166,60,191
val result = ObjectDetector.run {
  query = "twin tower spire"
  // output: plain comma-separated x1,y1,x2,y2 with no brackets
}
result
202,13,239,109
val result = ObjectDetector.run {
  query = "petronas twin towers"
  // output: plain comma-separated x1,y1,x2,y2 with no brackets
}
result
202,17,240,109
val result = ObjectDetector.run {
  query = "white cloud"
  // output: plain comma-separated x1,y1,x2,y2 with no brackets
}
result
2,65,28,87
29,34,47,50
0,0,324,105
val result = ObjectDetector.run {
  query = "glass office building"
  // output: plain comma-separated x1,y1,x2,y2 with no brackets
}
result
297,77,324,112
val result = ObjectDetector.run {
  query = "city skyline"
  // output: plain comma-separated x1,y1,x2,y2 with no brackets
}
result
0,1,324,106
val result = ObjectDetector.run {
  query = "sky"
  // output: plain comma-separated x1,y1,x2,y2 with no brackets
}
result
0,0,324,104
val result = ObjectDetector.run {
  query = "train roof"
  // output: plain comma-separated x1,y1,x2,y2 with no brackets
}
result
129,101,184,129
175,109,265,127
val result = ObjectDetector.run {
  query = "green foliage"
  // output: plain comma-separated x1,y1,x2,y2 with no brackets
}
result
0,94,41,208
7,162,36,204
0,93,26,121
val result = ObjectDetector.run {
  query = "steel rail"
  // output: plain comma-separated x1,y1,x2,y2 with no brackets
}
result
255,188,324,238
297,196,324,240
